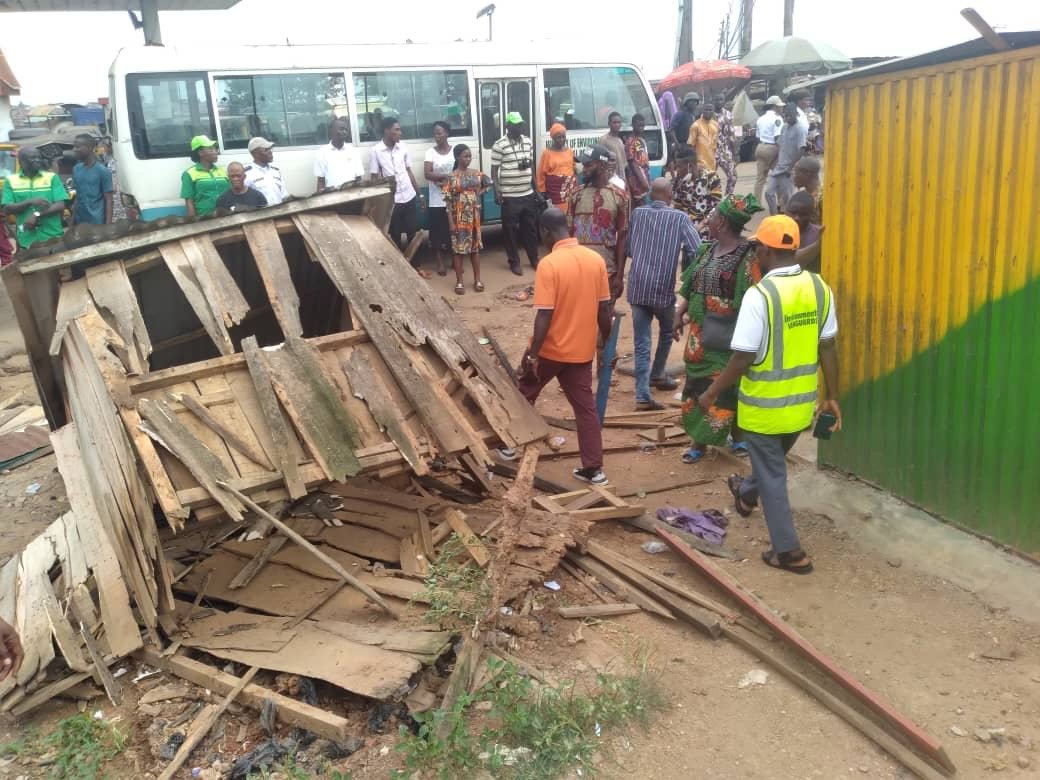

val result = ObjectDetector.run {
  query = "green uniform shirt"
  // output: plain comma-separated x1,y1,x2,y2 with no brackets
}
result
180,164,230,217
1,171,69,249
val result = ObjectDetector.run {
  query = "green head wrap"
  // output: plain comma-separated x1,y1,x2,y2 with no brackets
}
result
718,194,764,228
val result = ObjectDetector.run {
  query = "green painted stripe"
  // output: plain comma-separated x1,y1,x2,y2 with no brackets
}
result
821,277,1040,553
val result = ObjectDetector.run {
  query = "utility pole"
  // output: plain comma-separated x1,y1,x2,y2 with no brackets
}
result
739,0,753,56
675,0,694,67
476,4,496,42
783,0,794,36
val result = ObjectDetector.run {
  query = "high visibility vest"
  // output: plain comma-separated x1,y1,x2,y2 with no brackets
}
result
737,270,832,435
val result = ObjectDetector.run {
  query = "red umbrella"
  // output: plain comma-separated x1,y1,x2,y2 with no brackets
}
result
656,60,752,96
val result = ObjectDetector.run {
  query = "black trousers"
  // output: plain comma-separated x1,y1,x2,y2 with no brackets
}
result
390,196,419,266
501,194,540,268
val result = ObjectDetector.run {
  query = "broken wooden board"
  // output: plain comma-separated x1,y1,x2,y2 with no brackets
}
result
320,523,403,563
242,221,303,338
557,603,641,619
533,487,645,522
84,262,152,375
638,425,686,442
316,621,453,664
180,605,296,653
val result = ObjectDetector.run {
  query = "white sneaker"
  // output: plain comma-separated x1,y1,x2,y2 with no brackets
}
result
495,447,519,461
573,467,609,486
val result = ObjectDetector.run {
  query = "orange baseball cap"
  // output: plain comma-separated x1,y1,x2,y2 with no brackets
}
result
752,215,800,249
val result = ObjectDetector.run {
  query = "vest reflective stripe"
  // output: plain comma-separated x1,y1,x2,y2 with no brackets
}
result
185,165,228,183
738,270,831,434
6,172,56,191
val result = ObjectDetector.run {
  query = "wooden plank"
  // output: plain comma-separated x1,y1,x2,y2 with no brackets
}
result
323,481,441,511
399,535,430,577
565,553,675,620
458,454,493,495
136,648,350,741
129,331,368,395
723,626,949,780
84,262,153,374
557,603,641,619
242,221,303,338
321,522,403,563
138,397,246,521
341,348,426,475
48,277,90,356
175,391,272,469
158,240,234,354
21,186,393,275
157,667,259,780
119,407,189,525
228,536,288,589
582,542,721,638
194,374,272,479
572,505,645,522
218,480,399,618
316,621,452,662
656,527,955,774
8,672,93,716
435,635,483,739
260,338,362,482
241,336,307,499
71,600,122,706
638,425,685,442
564,489,610,512
488,461,570,495
180,234,250,328
41,580,90,674
481,326,518,385
558,559,612,604
445,510,490,567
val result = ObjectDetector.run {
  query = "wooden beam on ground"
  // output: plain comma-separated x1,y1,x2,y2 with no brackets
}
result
217,480,399,619
157,667,259,780
228,536,288,590
137,649,348,740
547,439,689,459
488,461,570,494
565,553,674,620
481,327,518,385
723,626,949,780
656,527,955,775
173,392,272,469
558,559,613,604
444,510,490,567
557,603,641,619
435,634,483,740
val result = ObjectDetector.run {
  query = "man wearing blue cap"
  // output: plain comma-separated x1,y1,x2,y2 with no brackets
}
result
491,112,539,275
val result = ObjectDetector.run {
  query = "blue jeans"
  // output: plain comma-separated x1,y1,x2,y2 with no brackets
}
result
631,303,675,403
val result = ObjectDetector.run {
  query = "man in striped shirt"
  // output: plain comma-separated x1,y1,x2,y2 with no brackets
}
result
491,112,540,275
625,178,702,410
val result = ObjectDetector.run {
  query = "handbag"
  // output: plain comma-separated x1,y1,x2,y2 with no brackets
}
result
699,311,738,351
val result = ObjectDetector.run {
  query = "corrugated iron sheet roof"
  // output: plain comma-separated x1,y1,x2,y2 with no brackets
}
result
801,31,1040,90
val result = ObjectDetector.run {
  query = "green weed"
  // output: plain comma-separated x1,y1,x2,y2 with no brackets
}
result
395,655,666,779
43,713,127,780
414,535,495,628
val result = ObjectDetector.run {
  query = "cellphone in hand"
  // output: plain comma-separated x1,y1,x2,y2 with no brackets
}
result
813,412,837,440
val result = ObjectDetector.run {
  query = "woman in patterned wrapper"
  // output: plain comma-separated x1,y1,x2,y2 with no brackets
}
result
442,144,491,295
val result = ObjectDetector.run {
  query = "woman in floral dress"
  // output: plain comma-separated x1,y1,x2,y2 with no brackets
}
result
442,144,491,294
674,194,763,463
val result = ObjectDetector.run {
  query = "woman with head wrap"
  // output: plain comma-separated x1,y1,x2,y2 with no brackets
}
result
673,194,764,463
536,124,577,213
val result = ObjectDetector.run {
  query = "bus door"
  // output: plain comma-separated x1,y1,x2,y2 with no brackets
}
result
475,78,533,222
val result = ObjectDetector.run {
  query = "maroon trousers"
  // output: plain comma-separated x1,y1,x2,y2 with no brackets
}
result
518,357,603,470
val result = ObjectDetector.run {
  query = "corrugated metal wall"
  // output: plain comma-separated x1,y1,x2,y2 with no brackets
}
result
819,45,1040,553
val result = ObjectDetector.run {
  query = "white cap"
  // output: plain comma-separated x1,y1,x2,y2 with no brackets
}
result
765,95,785,107
247,137,275,152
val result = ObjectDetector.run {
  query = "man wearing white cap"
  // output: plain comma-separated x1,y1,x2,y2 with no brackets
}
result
244,137,288,206
754,96,785,204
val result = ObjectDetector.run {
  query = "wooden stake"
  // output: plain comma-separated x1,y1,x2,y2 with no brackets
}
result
229,536,288,589
217,480,399,619
157,666,258,780
557,603,641,619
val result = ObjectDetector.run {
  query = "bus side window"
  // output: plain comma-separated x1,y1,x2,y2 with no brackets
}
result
542,67,655,133
354,70,472,142
126,72,214,159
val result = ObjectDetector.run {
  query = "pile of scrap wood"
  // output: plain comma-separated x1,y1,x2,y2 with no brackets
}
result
0,391,50,470
0,185,574,762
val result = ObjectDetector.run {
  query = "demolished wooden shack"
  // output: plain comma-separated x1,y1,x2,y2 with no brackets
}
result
0,184,552,718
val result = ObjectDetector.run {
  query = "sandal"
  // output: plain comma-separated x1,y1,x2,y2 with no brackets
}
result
731,441,749,457
761,548,814,575
474,281,485,292
416,268,432,279
454,282,465,295
680,448,703,464
727,473,754,517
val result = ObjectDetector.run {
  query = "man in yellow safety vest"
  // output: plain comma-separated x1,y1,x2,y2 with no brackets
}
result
697,214,841,574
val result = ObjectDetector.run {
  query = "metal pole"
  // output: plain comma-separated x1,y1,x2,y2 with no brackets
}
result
488,12,493,41
739,0,754,56
783,0,794,36
674,0,693,68
140,0,162,46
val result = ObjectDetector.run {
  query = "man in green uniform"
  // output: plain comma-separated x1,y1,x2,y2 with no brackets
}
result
1,147,69,250
181,135,229,217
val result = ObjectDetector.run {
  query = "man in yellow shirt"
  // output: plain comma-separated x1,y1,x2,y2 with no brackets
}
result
687,105,720,174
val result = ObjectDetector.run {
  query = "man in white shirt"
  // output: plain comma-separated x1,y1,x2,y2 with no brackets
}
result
369,117,426,272
790,89,812,133
244,137,288,206
754,96,785,203
314,117,364,191
697,215,840,575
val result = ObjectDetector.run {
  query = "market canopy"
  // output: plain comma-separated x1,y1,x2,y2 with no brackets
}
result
657,60,752,97
740,36,851,76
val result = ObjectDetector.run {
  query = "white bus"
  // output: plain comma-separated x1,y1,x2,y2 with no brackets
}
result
107,42,666,221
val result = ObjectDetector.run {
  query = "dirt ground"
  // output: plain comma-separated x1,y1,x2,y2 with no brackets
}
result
0,163,1038,778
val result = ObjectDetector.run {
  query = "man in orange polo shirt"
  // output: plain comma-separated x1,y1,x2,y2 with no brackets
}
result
519,208,613,485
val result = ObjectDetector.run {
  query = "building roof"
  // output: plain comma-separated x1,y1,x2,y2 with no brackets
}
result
0,0,237,9
0,49,20,97
798,30,1040,90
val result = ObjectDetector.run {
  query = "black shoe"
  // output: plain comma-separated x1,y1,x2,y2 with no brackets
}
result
635,400,665,411
651,376,679,391
509,263,522,276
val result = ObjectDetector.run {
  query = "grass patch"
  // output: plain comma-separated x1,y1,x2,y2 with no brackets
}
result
395,654,666,779
414,534,495,628
42,713,127,780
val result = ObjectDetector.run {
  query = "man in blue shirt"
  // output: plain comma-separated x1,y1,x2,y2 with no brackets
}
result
625,178,701,410
71,134,113,225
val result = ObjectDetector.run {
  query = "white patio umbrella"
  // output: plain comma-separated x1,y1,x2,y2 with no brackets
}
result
740,36,851,76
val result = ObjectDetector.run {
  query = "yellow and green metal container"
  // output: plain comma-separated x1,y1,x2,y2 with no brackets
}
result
818,37,1040,553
